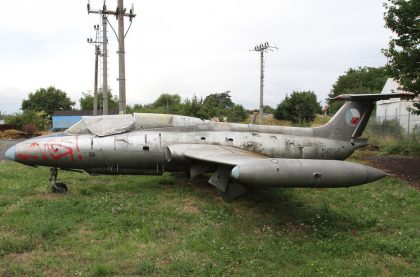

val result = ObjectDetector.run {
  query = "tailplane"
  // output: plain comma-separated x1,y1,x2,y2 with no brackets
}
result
315,93,415,143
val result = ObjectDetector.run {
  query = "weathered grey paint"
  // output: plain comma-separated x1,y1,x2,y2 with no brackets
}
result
231,159,385,188
6,93,414,190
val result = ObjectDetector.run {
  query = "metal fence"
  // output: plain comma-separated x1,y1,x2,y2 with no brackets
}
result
366,115,420,139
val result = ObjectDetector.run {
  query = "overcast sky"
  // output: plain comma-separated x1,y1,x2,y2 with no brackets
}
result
0,0,391,114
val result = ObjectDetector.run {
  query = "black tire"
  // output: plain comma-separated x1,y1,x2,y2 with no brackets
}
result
52,182,68,193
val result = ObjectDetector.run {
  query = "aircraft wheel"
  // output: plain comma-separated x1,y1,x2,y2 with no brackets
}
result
52,182,68,193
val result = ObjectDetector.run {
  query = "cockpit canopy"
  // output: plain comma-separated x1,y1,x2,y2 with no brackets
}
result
65,113,207,136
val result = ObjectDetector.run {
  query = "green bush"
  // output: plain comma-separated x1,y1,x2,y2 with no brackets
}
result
275,91,322,123
127,91,248,122
5,110,49,131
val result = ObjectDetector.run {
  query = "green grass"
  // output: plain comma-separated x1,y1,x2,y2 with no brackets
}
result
312,115,332,127
0,162,419,276
362,131,420,156
379,137,420,156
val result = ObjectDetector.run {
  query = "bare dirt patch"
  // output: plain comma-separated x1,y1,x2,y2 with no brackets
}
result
366,155,420,190
180,199,200,214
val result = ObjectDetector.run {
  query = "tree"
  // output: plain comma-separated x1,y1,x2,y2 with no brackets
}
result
327,67,388,113
199,91,235,119
124,91,247,122
181,95,204,118
383,0,420,114
263,105,276,114
126,104,144,114
22,86,75,117
152,94,182,113
227,104,247,122
79,89,119,112
153,94,181,107
203,91,235,109
275,91,321,124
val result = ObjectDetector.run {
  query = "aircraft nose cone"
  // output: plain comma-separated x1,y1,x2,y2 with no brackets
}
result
5,145,16,161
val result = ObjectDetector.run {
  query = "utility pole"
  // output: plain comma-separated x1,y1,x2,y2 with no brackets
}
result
116,0,136,114
117,0,125,114
87,24,102,116
102,14,108,115
259,50,264,125
87,2,110,115
87,0,136,115
250,42,277,125
94,45,100,115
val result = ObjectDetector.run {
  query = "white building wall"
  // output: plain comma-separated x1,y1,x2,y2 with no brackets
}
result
376,78,420,133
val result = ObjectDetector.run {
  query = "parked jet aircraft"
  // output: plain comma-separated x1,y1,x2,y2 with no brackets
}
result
5,93,414,199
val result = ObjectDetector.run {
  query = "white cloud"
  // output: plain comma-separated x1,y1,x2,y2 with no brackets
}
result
0,87,27,114
0,0,391,113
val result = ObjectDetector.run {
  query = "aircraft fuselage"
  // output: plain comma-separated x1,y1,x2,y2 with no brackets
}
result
12,129,359,175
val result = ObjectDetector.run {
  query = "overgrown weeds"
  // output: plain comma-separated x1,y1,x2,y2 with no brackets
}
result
364,131,420,156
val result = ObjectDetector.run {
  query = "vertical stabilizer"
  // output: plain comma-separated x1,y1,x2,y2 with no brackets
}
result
314,93,414,142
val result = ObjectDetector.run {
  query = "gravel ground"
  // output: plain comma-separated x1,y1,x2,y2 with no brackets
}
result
0,139,24,160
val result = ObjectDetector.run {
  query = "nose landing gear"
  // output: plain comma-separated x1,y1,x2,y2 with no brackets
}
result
49,167,68,193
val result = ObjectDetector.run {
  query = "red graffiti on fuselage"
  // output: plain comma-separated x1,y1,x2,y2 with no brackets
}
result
46,143,74,160
17,142,42,160
17,136,83,161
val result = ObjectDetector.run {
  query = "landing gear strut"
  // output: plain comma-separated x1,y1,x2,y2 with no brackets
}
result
49,167,68,193
209,165,248,201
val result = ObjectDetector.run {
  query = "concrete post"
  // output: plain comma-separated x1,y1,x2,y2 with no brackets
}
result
93,46,99,116
118,0,126,114
259,51,264,125
102,14,108,115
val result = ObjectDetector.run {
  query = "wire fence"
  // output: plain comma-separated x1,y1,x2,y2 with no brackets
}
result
366,115,420,139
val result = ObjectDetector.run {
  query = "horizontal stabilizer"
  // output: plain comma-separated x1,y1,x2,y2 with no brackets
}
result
330,93,415,102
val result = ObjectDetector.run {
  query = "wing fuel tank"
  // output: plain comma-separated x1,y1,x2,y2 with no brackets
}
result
231,159,386,188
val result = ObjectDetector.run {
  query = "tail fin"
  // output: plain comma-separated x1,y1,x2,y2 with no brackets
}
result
315,93,414,143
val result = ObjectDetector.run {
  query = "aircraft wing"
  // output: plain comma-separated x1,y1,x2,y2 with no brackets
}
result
167,144,265,166
166,143,386,194
166,144,266,192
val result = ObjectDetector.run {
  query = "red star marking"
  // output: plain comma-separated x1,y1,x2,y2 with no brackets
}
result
351,117,360,125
